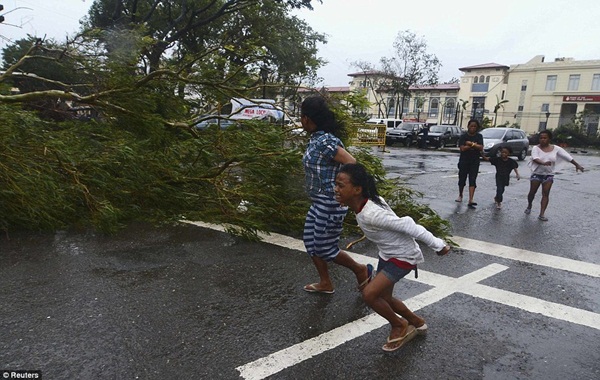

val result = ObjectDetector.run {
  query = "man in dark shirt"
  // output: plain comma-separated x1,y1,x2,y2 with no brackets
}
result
456,119,484,208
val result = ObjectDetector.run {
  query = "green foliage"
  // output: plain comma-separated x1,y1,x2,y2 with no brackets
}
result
0,1,453,245
0,105,309,234
547,110,600,148
552,124,600,148
481,116,492,128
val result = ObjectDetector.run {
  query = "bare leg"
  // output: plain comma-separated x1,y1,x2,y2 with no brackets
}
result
527,180,541,209
362,275,409,341
468,185,476,204
457,185,464,202
539,181,553,218
306,256,333,292
384,291,426,328
333,250,369,286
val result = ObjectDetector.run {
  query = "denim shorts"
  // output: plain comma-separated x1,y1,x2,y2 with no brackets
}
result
530,174,554,183
376,257,413,283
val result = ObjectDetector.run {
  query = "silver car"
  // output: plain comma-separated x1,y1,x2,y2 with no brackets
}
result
481,127,529,160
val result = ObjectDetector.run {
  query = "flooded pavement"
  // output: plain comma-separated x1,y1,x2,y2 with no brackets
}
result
1,147,599,379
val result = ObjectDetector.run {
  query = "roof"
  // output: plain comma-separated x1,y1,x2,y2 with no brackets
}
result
347,70,386,77
458,63,510,71
324,86,350,92
297,86,350,93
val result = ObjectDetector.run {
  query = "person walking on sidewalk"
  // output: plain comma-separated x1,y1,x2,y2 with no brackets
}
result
334,163,451,352
457,119,484,208
484,147,521,209
525,129,584,221
300,96,372,294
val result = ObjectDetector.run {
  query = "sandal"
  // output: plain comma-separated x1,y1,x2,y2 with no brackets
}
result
303,283,335,294
358,264,375,290
524,208,531,214
538,216,548,221
382,325,417,352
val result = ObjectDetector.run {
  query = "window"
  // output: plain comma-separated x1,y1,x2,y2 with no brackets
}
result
387,98,396,117
592,74,600,91
486,76,490,83
539,122,547,131
472,83,489,92
521,84,527,91
429,98,439,116
473,76,478,83
402,97,410,114
568,74,580,91
545,75,557,91
518,106,524,111
479,75,485,83
541,103,549,112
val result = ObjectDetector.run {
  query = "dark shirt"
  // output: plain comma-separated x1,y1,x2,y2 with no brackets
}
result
489,156,518,186
458,133,483,162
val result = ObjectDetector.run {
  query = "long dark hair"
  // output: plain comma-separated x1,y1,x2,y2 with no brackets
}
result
301,96,343,137
339,163,385,207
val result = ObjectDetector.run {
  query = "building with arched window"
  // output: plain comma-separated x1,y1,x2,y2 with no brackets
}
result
289,55,600,137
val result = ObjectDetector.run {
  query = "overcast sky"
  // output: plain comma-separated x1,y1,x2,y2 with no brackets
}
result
2,0,600,87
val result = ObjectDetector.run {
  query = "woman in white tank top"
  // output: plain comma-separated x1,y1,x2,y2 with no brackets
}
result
525,130,584,221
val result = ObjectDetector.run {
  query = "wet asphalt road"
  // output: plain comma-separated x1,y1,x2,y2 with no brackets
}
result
1,147,599,380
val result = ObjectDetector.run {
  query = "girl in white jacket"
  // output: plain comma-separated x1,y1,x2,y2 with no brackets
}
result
334,163,450,352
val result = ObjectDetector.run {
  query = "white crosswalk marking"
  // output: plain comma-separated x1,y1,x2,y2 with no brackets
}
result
183,221,600,380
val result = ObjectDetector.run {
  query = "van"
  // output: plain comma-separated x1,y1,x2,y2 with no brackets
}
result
366,118,404,129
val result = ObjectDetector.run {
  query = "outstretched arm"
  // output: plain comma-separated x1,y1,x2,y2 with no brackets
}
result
437,245,451,256
571,159,584,172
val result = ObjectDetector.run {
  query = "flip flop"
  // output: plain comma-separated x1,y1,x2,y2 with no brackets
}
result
303,283,334,294
538,216,548,221
357,264,375,290
414,323,428,335
382,325,417,352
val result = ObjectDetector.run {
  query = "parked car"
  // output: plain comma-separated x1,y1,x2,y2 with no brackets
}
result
417,125,463,148
481,127,530,160
194,116,237,130
385,122,424,146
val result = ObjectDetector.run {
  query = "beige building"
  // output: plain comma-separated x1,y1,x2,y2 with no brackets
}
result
347,71,460,125
457,56,600,135
289,55,600,136
456,63,510,128
502,55,600,135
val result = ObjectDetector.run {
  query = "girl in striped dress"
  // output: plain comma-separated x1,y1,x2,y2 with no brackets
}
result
301,96,373,294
